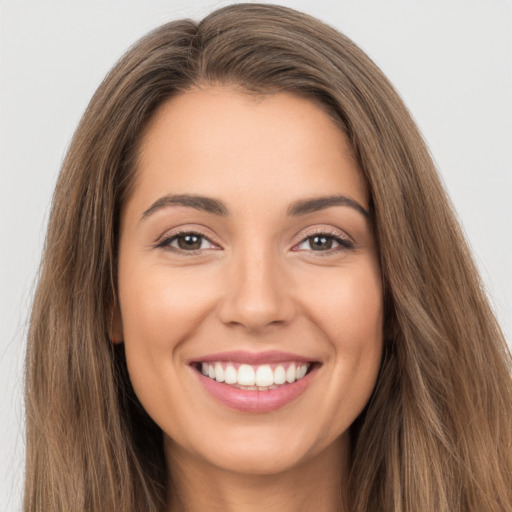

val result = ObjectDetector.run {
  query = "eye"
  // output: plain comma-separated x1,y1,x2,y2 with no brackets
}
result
294,230,354,254
157,231,218,253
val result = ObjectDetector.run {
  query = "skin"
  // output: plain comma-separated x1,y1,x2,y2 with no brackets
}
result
112,86,384,512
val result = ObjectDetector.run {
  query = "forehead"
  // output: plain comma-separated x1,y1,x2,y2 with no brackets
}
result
130,86,368,216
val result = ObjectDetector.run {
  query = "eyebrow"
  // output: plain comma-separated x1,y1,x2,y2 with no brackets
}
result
140,193,370,221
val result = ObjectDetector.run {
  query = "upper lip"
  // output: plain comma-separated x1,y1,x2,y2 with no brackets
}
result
189,350,316,365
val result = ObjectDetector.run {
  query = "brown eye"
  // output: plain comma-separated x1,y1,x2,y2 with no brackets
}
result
158,231,217,253
176,233,203,250
293,230,354,255
309,235,335,251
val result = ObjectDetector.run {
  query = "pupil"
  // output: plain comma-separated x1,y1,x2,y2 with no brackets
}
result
178,234,201,250
311,235,332,250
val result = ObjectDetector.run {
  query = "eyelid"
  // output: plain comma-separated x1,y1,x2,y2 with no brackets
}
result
154,226,221,252
154,225,354,255
291,226,354,254
296,225,352,243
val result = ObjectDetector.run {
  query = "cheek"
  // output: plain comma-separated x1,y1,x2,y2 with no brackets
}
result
118,264,215,350
301,259,383,417
116,261,215,404
305,259,383,349
117,262,220,424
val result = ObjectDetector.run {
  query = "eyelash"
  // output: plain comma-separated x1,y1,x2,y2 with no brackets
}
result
293,228,354,255
155,228,354,256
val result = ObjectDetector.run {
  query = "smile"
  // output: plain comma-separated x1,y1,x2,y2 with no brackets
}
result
199,361,310,390
190,351,319,413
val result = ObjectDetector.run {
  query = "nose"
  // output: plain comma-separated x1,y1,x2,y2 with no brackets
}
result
217,244,296,333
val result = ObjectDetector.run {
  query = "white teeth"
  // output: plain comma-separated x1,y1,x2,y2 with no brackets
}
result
274,365,286,385
255,365,274,387
286,363,296,383
237,364,256,386
200,361,311,388
224,365,237,384
215,363,224,382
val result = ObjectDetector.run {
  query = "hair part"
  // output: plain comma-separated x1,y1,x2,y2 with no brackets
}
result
25,3,512,511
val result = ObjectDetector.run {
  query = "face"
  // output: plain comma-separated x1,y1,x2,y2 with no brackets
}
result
113,87,383,477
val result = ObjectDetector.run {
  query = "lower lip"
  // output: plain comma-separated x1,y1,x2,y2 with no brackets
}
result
193,365,318,413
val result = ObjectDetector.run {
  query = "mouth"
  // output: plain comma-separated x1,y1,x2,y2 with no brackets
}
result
189,351,320,412
192,361,314,391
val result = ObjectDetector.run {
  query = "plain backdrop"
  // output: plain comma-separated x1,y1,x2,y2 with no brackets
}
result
1,1,511,509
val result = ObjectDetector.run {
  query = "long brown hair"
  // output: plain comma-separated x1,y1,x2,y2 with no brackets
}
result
25,3,512,511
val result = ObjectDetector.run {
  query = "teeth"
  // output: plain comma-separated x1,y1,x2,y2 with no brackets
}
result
224,365,237,384
200,361,310,388
214,363,224,383
286,363,296,383
274,365,286,385
238,364,255,386
255,365,274,387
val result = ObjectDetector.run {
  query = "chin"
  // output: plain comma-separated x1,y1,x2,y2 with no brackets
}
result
168,424,345,478
202,443,311,476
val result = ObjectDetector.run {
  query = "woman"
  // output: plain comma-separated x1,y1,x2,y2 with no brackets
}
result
24,3,512,511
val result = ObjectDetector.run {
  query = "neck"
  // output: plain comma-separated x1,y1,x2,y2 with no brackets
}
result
165,435,349,512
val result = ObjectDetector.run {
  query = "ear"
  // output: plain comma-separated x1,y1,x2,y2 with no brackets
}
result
108,301,124,344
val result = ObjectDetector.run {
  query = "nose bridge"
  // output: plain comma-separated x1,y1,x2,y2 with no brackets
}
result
217,234,294,331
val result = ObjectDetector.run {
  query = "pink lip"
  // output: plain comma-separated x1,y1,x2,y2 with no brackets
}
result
192,362,319,413
189,350,313,365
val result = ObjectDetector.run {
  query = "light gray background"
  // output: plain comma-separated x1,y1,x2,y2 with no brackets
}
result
1,1,511,509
